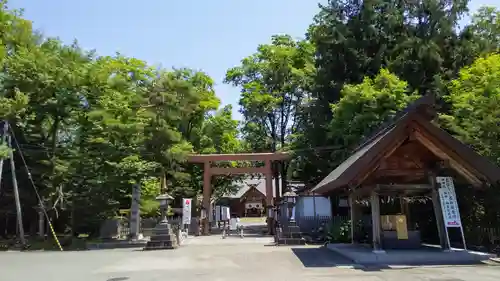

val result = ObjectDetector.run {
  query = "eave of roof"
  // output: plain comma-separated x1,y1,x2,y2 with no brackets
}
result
312,107,500,194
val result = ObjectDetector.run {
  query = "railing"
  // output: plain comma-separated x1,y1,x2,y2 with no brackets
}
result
118,217,201,238
463,226,500,253
295,215,349,234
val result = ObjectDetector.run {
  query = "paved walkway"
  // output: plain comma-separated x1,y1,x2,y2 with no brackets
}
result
0,235,499,281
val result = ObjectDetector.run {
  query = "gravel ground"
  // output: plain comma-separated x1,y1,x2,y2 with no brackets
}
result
0,236,499,281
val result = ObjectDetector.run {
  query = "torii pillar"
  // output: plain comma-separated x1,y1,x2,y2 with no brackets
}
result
188,153,290,236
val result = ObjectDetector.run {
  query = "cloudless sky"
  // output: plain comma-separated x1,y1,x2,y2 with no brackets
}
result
11,0,499,120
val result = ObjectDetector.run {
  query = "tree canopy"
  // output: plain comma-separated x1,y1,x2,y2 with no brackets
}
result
0,2,242,235
1,0,500,238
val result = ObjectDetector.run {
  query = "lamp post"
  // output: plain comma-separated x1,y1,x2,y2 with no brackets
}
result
283,190,298,223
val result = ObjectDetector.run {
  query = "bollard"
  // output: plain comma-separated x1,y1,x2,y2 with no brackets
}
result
176,227,182,246
221,221,227,239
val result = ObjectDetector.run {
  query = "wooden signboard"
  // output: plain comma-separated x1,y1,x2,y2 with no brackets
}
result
395,215,408,240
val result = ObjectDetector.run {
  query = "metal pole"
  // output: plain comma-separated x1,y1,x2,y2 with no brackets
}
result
459,225,467,251
8,132,26,246
313,193,317,217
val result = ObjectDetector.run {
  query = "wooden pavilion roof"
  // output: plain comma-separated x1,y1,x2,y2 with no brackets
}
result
312,94,500,194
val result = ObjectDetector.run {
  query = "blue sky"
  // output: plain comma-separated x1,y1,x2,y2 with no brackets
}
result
12,0,499,120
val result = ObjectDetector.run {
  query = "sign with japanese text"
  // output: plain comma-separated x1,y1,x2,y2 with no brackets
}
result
436,177,462,228
182,198,192,225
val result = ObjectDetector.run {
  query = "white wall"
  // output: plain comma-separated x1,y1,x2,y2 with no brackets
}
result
296,196,332,217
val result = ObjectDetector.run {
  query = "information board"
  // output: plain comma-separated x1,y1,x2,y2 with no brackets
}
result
215,205,230,221
436,176,462,227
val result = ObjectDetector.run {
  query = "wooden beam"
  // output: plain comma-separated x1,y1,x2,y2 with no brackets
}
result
373,169,426,177
209,167,267,175
188,152,290,162
412,131,483,186
429,174,451,250
370,189,383,252
354,133,409,187
375,184,432,190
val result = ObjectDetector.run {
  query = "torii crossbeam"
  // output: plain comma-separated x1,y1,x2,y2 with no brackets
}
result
188,152,291,235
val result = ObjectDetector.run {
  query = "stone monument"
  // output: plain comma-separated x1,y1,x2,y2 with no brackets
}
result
129,184,141,240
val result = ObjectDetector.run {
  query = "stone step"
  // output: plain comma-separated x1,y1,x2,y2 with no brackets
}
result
144,240,178,250
279,232,302,239
277,238,306,245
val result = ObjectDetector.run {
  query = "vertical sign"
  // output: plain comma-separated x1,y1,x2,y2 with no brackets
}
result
221,206,231,221
182,198,192,225
436,176,467,250
129,184,141,239
436,177,462,227
215,205,221,222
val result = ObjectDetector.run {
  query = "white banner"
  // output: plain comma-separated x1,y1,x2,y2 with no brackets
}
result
182,198,192,225
436,176,462,228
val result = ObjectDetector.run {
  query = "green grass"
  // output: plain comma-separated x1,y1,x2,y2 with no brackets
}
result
239,217,266,223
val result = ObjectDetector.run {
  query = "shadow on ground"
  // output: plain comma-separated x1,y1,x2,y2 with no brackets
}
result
291,247,494,272
291,247,365,270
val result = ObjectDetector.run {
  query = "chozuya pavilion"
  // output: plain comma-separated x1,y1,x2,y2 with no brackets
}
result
311,94,500,264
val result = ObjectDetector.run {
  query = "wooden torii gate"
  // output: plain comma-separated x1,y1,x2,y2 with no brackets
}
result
188,152,291,235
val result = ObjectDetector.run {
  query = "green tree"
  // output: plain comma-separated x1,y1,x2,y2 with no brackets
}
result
467,6,500,53
440,53,500,165
294,0,485,183
225,35,314,192
0,1,243,235
440,53,500,228
292,69,419,184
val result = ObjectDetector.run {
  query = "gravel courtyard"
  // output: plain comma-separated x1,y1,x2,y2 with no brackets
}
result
1,236,499,281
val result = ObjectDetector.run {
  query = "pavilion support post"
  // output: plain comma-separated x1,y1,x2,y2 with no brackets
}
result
202,161,212,235
370,189,384,253
265,160,274,235
429,174,450,250
349,192,360,244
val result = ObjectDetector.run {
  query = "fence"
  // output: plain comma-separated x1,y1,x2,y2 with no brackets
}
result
463,226,500,252
295,215,349,234
118,217,200,238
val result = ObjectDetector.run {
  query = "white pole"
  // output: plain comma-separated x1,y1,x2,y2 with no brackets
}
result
459,225,467,251
444,226,452,251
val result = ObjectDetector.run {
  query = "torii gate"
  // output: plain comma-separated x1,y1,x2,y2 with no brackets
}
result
188,152,291,235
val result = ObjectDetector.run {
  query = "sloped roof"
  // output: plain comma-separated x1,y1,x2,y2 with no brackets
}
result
312,94,500,194
313,125,399,193
223,178,283,199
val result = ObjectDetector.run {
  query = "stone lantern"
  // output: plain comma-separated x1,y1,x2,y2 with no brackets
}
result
276,189,304,245
157,193,173,222
144,192,178,250
282,190,298,223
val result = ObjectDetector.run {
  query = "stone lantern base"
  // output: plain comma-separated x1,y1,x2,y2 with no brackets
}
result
143,220,178,250
276,220,305,246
